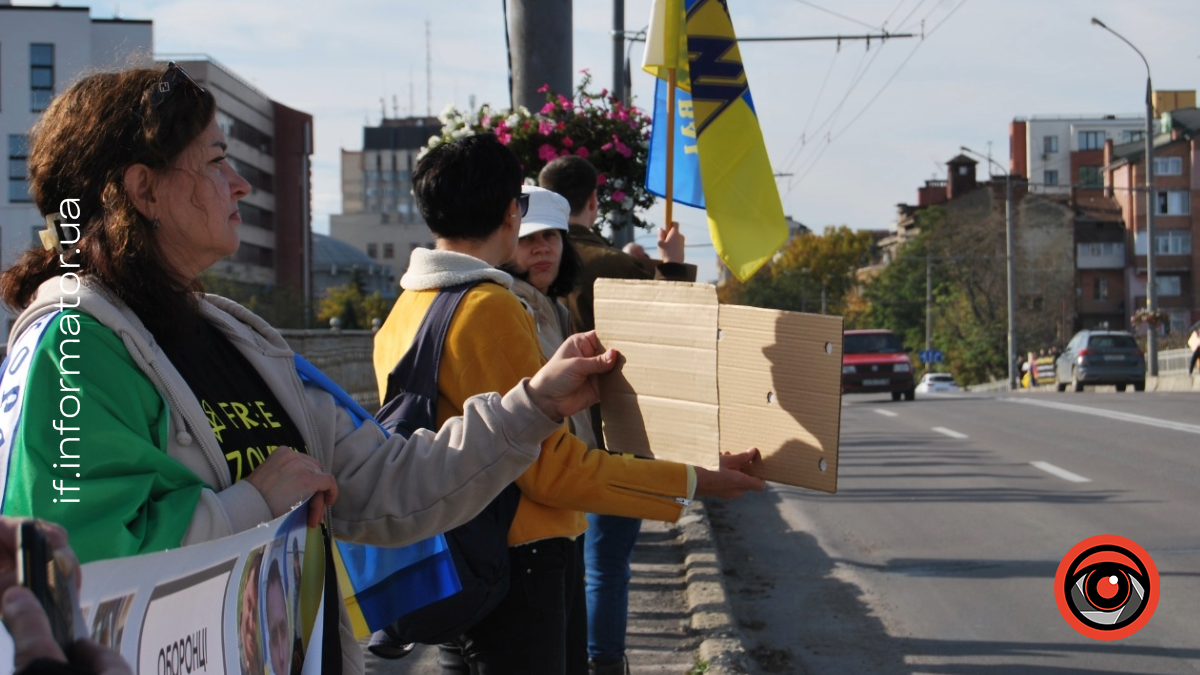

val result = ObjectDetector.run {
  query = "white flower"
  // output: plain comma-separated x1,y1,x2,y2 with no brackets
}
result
438,104,466,126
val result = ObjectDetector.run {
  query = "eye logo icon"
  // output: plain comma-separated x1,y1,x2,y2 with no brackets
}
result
1054,535,1159,640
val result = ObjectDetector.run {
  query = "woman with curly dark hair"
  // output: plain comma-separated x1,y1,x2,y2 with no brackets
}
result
0,63,615,675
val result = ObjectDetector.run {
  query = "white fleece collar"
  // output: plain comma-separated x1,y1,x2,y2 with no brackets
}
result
400,248,513,291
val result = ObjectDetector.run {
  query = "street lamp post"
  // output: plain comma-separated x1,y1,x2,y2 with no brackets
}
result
961,146,1017,390
1092,17,1158,376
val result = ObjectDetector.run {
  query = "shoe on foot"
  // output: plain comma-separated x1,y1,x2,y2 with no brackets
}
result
589,656,629,675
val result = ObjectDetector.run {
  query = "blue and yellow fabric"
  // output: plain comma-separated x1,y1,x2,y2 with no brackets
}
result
293,355,461,638
642,0,788,281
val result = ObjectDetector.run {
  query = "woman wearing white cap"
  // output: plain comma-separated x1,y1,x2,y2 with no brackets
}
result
504,186,598,450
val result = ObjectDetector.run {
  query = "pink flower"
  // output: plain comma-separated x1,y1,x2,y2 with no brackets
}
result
600,88,608,98
558,94,572,110
612,135,632,158
601,142,613,151
496,121,510,134
561,136,574,147
541,102,557,115
596,173,607,186
538,144,560,162
560,148,572,157
497,131,512,144
537,83,550,93
538,120,556,136
580,68,591,75
612,189,627,203
576,146,589,159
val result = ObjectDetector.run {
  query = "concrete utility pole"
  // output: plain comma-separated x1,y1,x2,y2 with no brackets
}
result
609,0,636,248
962,146,1017,391
509,0,572,112
1092,17,1158,376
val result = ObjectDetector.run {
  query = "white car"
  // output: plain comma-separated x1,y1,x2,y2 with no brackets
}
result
915,372,959,393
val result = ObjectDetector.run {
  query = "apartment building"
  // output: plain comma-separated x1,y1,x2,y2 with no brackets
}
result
1009,115,1145,194
1102,105,1200,334
159,57,314,315
0,2,151,332
330,116,440,286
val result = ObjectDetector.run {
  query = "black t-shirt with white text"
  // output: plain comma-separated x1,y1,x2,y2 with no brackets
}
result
159,320,309,482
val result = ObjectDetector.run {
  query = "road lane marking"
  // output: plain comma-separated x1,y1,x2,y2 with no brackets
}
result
1004,398,1200,436
874,409,898,417
1031,461,1092,483
932,427,968,439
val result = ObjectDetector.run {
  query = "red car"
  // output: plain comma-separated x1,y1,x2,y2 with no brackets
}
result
842,329,916,401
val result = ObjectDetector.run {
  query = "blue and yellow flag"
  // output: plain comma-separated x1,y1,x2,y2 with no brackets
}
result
293,355,461,638
646,78,705,209
642,0,787,281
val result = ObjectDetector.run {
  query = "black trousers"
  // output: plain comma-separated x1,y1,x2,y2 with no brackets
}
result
438,537,588,675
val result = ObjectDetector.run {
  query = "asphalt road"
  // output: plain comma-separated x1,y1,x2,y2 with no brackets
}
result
710,388,1200,675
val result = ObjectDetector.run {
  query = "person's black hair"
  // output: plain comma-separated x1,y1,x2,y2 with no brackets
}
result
413,134,523,241
538,155,597,216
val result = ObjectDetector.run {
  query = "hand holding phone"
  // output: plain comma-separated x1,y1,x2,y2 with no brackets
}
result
16,520,79,651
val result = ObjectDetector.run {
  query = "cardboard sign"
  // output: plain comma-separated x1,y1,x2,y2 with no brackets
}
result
594,279,842,493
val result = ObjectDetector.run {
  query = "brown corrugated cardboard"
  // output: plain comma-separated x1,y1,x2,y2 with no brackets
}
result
594,279,842,493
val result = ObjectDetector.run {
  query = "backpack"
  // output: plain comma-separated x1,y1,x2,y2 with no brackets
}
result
370,281,521,651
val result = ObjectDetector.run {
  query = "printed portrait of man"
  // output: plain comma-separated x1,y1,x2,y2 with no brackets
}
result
265,559,291,675
238,548,266,675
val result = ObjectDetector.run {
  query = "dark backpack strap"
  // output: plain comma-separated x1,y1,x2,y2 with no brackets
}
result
376,281,480,435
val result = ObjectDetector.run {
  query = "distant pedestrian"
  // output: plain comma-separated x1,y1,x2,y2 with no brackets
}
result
1187,320,1200,376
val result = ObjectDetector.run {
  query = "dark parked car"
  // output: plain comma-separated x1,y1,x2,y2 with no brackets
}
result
1054,330,1146,392
842,329,916,401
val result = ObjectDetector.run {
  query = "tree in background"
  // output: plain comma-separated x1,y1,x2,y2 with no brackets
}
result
317,269,396,330
725,226,874,315
857,202,1011,385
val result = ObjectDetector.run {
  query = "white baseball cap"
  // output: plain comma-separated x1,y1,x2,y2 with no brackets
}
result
519,185,570,238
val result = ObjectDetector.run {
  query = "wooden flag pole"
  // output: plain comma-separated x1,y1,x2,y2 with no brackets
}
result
665,68,676,230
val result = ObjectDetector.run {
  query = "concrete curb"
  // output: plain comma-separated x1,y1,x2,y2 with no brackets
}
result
678,501,751,675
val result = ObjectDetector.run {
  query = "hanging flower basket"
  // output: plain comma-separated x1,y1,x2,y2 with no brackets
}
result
1130,308,1169,328
420,71,654,233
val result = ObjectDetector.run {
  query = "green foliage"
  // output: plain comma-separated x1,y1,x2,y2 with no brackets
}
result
423,71,653,233
317,274,396,330
727,225,874,316
689,657,710,675
856,233,933,352
856,204,1011,385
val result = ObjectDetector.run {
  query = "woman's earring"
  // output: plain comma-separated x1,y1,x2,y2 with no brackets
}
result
151,218,161,230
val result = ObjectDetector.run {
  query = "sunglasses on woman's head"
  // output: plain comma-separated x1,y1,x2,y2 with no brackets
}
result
517,193,530,217
151,61,205,109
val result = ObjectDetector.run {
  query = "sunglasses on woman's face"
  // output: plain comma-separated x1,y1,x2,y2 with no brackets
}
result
516,193,530,217
151,61,205,109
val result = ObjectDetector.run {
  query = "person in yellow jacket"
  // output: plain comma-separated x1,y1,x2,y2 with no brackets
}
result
373,134,764,675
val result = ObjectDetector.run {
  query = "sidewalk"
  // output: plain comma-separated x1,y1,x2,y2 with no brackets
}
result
362,502,749,675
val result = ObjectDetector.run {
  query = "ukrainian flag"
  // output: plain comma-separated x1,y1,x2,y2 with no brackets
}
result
293,355,461,638
643,0,787,281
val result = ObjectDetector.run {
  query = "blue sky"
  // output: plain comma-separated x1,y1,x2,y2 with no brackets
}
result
27,0,1200,282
